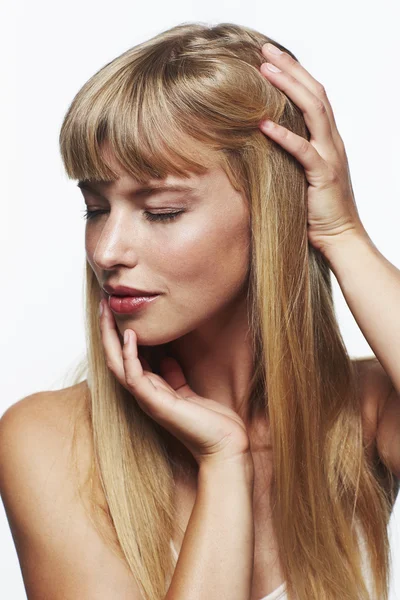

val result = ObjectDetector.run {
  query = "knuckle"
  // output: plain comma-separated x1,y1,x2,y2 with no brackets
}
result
334,134,346,155
328,169,340,185
315,82,327,98
298,139,311,155
312,97,327,115
280,126,290,141
321,167,339,188
125,373,137,388
125,368,137,388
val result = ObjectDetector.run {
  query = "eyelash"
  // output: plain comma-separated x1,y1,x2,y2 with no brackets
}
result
81,209,184,223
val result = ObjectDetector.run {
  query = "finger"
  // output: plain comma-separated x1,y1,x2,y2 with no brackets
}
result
260,43,344,151
99,299,126,382
259,119,329,179
158,356,195,399
122,329,178,415
123,338,248,454
158,358,246,422
260,62,333,150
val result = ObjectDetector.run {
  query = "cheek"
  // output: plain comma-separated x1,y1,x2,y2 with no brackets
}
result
164,216,250,294
85,235,98,272
83,213,250,298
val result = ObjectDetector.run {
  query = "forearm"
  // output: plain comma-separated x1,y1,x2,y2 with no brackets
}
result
324,231,400,395
165,456,255,600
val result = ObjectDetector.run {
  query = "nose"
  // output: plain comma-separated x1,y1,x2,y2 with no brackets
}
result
91,210,140,270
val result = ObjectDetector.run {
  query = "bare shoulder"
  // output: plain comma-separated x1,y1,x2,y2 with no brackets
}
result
351,357,390,444
0,381,95,511
352,356,400,480
0,382,144,600
0,381,88,484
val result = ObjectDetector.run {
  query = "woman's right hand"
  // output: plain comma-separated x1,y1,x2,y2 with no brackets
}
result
99,299,252,468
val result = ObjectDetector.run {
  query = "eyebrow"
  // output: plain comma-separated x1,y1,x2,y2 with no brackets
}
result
77,180,196,197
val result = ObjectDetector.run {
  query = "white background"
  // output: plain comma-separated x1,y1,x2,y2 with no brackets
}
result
1,0,399,597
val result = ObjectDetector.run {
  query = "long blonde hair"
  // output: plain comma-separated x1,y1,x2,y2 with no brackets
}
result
59,22,398,600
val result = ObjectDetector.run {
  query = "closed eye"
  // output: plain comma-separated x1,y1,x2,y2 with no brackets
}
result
81,209,185,223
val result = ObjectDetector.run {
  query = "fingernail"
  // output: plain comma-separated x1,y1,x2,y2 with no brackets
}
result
260,119,274,129
124,330,130,345
99,300,104,317
266,43,283,55
266,62,282,73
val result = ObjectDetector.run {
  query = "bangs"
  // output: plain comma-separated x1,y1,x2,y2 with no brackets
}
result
59,59,226,185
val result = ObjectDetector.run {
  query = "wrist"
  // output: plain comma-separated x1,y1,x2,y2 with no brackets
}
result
198,452,255,485
321,229,376,274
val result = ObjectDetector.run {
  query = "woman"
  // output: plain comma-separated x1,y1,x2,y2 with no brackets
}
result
1,21,399,600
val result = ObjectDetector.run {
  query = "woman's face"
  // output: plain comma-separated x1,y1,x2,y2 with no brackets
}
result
82,150,251,346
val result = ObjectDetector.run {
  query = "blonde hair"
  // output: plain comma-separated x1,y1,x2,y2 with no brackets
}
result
59,22,398,600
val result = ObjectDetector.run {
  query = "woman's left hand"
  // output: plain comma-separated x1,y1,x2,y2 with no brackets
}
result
258,42,369,256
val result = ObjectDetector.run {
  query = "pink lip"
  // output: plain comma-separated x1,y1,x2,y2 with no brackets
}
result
103,284,158,297
108,294,159,314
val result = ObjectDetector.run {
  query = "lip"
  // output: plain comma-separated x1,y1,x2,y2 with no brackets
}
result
108,294,159,314
103,284,159,297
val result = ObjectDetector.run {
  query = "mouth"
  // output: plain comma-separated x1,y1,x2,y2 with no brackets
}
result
102,283,160,297
107,293,160,314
